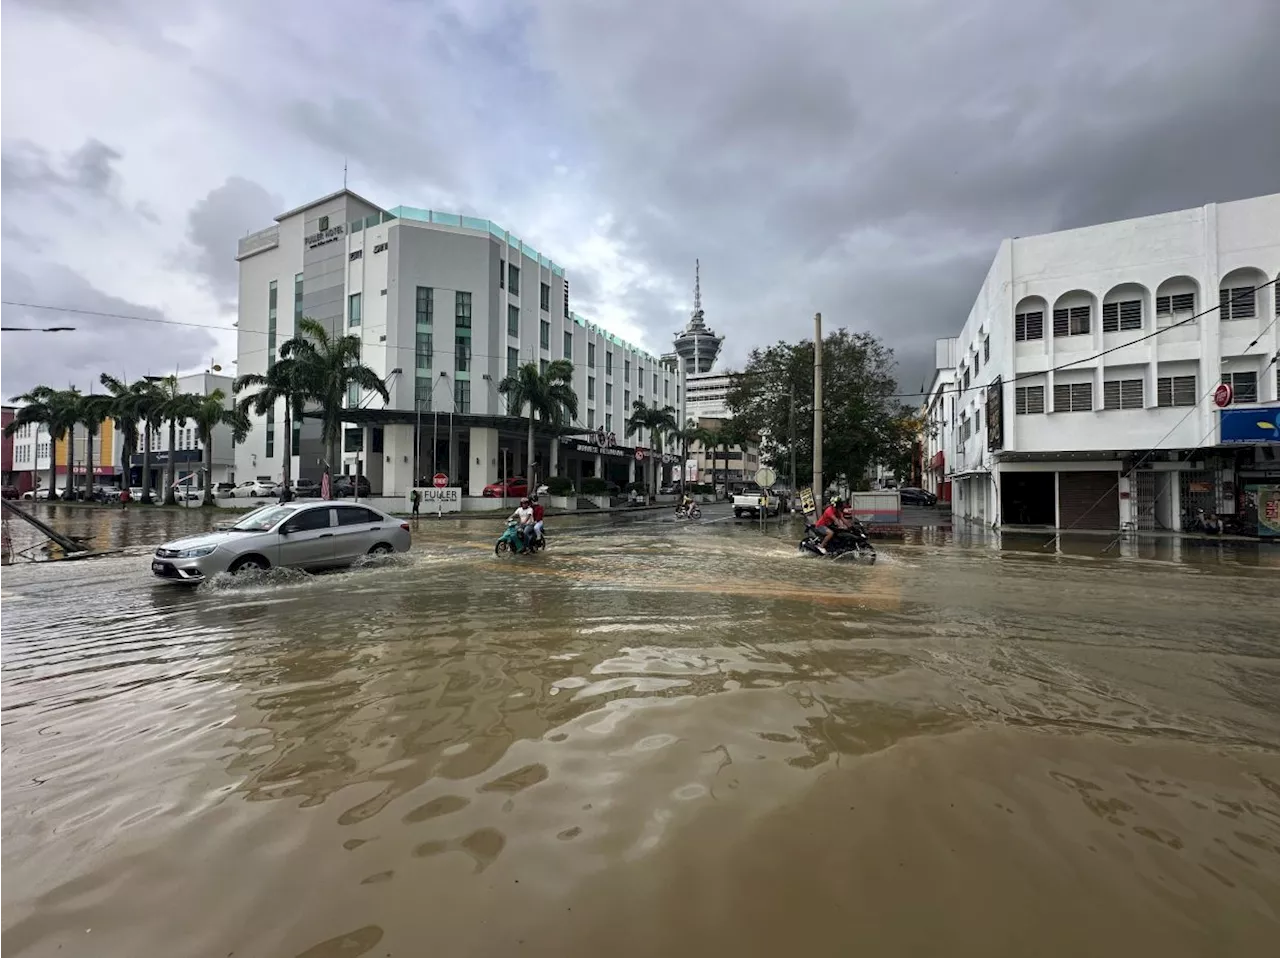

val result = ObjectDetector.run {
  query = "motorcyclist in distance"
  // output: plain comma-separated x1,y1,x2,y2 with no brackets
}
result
509,497,535,551
814,496,848,555
529,496,546,545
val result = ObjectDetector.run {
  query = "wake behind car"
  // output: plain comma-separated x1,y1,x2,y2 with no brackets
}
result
151,501,411,584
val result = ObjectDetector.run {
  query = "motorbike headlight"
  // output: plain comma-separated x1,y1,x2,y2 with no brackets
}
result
176,545,218,558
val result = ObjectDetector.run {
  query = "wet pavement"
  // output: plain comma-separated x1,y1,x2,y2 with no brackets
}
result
2,505,1279,957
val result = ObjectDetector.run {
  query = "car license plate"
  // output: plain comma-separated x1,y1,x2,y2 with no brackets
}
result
152,561,165,572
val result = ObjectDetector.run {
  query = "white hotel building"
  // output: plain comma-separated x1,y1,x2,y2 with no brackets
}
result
234,190,683,497
928,192,1279,533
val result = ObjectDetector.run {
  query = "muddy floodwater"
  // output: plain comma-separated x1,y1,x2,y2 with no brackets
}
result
3,506,1279,957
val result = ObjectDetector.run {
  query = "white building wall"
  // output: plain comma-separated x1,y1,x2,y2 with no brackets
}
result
943,192,1280,527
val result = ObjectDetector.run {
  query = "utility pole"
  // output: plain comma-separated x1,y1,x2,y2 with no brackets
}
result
789,382,797,498
812,312,823,512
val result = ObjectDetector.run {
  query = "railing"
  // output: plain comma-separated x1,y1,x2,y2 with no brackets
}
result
236,226,279,259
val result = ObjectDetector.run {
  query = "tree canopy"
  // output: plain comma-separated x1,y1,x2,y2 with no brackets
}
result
725,328,919,489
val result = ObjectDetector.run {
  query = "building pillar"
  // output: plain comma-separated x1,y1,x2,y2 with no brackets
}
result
468,427,499,498
448,428,460,485
549,436,560,477
628,458,636,484
593,452,602,480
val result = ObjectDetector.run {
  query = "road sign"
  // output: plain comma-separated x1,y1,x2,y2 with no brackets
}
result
433,472,448,488
754,466,777,488
635,447,646,461
1214,383,1233,408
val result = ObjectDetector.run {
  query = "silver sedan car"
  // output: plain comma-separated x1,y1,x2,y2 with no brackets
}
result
151,501,411,584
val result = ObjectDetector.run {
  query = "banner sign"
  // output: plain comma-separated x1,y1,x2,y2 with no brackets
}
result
986,376,1004,452
410,486,462,512
799,487,817,515
1220,404,1280,444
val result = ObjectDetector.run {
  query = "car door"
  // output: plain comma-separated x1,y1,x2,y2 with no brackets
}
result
331,505,388,563
275,506,336,569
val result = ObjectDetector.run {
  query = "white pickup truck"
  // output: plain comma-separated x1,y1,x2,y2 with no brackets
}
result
732,486,781,519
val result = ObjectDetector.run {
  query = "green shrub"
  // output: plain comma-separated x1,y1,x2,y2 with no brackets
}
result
545,475,575,496
582,477,609,495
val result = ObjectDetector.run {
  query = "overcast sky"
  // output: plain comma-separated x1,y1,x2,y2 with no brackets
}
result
3,0,1278,400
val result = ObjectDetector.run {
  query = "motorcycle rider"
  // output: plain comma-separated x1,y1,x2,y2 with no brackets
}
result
529,495,546,545
509,497,535,551
814,496,848,555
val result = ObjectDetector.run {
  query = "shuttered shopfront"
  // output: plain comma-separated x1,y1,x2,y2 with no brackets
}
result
1057,471,1120,530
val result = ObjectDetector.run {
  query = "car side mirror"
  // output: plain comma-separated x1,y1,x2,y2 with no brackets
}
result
279,525,293,535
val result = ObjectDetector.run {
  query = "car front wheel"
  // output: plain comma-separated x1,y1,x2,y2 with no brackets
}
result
228,555,269,574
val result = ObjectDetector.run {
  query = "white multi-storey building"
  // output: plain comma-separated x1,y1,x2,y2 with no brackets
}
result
940,192,1279,533
132,372,238,490
921,338,958,502
234,190,682,497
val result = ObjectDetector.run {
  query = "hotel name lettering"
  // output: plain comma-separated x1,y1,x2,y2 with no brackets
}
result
305,224,347,249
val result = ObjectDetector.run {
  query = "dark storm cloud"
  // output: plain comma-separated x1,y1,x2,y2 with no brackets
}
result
1,264,218,396
1,138,124,202
185,177,282,309
532,0,1280,393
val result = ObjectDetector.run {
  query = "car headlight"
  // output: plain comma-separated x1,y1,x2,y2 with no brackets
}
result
176,545,218,558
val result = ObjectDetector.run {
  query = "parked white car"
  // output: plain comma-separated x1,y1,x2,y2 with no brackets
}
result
232,480,279,499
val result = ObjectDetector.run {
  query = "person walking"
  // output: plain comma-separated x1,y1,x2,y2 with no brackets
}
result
119,487,131,510
410,488,421,520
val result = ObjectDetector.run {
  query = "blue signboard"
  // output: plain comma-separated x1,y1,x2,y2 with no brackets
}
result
1220,404,1280,444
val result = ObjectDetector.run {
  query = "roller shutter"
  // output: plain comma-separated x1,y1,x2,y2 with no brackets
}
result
1057,471,1119,530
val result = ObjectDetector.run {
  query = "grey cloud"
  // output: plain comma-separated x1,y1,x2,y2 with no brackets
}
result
1,138,123,201
185,177,282,308
531,0,1280,393
1,263,218,396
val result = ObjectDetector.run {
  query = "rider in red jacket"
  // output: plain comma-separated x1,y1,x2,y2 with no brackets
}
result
530,498,546,543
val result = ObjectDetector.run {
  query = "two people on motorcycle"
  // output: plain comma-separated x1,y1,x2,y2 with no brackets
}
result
508,496,545,551
814,496,852,555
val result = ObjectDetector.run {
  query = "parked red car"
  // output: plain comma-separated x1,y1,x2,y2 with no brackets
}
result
482,476,529,498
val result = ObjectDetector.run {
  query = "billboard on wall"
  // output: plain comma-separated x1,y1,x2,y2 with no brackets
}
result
1220,404,1280,444
1245,485,1280,538
986,377,1004,452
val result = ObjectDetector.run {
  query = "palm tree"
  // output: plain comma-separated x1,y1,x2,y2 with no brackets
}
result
100,375,153,491
4,386,64,498
192,390,251,506
234,358,306,496
280,317,389,497
154,376,203,505
77,391,114,499
138,380,166,503
677,419,717,495
626,400,678,499
497,359,579,488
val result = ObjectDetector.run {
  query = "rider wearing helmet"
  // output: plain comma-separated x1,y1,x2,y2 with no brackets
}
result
509,496,535,550
814,496,847,555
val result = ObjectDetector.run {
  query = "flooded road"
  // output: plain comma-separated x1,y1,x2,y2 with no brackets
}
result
3,507,1279,957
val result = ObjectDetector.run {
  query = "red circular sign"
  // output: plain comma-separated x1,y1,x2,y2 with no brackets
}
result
433,472,448,488
635,447,646,462
1213,383,1233,408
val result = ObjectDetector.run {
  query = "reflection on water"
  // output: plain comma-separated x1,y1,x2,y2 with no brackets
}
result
2,518,1279,957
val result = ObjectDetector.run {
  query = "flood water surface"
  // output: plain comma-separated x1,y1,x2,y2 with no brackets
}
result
3,515,1279,956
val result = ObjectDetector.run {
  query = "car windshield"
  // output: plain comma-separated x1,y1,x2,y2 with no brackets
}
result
230,504,298,531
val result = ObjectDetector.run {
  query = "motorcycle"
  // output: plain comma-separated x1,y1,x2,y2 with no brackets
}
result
674,502,702,520
495,519,546,555
798,522,876,561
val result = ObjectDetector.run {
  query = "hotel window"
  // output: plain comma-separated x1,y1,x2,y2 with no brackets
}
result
294,273,304,325
416,286,432,327
499,259,505,289
624,359,631,383
1015,311,1044,341
588,376,596,401
508,304,520,337
455,336,471,373
1103,379,1144,410
605,351,613,375
540,282,550,312
347,384,361,408
508,347,519,376
455,291,472,329
415,381,431,408
416,332,432,370
605,413,613,432
455,379,470,414
605,383,612,404
540,320,550,350
564,330,572,360
1053,382,1093,412
1157,376,1197,407
267,281,278,367
1102,300,1142,332
508,263,520,296
587,408,595,429
348,292,361,327
588,343,596,369
983,336,990,362
1053,305,1091,337
265,406,275,457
